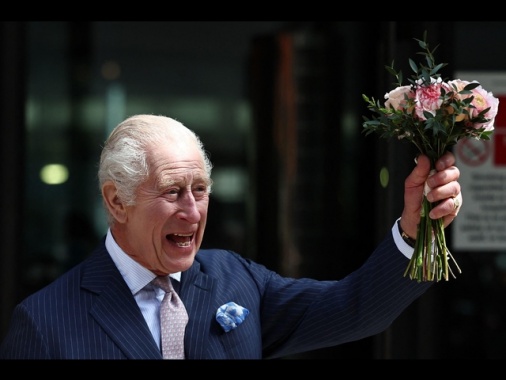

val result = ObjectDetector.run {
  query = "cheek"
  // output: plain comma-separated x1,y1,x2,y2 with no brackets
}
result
198,199,209,217
136,201,174,224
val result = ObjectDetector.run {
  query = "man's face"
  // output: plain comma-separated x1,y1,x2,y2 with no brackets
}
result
114,140,211,275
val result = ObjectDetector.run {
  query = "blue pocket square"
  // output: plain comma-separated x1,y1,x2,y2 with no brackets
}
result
216,302,249,332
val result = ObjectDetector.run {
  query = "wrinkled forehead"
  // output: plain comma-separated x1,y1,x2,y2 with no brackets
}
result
157,165,209,189
148,138,208,183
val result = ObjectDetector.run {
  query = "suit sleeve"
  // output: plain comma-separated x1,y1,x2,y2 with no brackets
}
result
0,303,50,359
257,231,434,358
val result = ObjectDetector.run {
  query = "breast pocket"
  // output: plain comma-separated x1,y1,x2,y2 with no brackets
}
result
216,314,262,358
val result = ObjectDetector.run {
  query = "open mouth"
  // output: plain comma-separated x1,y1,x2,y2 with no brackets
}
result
168,233,193,248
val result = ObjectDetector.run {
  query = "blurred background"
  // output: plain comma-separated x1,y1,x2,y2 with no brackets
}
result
1,21,506,359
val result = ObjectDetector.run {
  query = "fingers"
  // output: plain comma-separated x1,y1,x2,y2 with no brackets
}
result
409,152,458,189
425,175,461,204
425,164,460,193
430,190,462,215
434,150,456,171
402,151,462,232
440,191,463,227
426,175,462,228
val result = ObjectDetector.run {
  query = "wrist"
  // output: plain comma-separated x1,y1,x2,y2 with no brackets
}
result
397,220,416,248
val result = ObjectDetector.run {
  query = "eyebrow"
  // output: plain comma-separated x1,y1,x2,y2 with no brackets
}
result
157,170,211,189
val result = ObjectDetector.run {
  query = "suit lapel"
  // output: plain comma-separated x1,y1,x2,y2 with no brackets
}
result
179,260,216,360
82,246,162,359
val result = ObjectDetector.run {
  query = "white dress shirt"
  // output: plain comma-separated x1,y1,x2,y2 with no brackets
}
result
392,217,415,259
105,228,181,349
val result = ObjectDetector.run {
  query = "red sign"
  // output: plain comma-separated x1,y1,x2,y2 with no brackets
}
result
494,95,506,165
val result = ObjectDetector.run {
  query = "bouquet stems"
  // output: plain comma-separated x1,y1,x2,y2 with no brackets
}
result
404,194,462,282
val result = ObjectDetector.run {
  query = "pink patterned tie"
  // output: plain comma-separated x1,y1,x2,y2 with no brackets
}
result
152,276,188,359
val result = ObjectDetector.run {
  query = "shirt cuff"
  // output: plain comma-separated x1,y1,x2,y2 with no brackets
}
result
392,217,414,259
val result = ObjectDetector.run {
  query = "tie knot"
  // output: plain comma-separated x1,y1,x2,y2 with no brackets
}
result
152,276,174,293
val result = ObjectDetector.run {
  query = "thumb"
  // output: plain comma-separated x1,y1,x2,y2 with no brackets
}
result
401,154,431,236
408,154,432,189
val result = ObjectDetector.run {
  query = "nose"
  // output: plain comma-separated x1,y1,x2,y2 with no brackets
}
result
177,191,201,223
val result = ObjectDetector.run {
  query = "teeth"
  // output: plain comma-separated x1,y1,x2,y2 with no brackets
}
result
173,233,192,248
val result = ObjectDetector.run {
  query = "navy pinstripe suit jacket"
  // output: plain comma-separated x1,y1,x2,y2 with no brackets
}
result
0,232,432,359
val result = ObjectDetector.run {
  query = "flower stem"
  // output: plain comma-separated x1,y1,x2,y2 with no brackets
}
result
404,195,462,282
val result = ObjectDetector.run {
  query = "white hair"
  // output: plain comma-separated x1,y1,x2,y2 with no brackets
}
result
98,114,213,225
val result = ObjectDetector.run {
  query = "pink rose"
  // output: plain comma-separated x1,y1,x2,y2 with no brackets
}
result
448,79,470,93
448,79,499,131
469,85,499,131
414,77,448,120
447,79,472,122
384,85,413,111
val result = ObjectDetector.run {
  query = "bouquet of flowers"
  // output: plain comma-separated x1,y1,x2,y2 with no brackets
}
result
362,32,498,282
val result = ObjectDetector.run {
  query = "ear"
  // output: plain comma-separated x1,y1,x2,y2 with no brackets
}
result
102,180,128,223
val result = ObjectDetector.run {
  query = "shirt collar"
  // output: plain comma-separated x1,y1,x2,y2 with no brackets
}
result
105,228,181,294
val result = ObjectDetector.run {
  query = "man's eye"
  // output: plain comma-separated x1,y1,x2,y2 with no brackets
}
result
166,189,179,196
192,185,207,198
